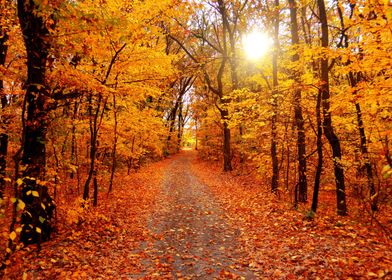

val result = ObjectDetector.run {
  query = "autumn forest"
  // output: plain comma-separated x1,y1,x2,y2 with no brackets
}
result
0,0,391,278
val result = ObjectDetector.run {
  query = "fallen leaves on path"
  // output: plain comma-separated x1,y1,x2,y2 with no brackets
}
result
2,159,167,279
2,151,391,279
192,155,392,279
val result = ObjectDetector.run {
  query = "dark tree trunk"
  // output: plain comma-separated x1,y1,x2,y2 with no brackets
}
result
0,134,8,199
271,0,280,193
17,0,56,244
355,101,376,210
0,25,9,108
83,93,102,201
336,2,376,211
93,171,98,207
167,77,193,152
0,1,10,200
177,100,183,150
70,100,79,179
221,109,232,171
317,0,347,216
288,0,308,202
108,93,117,194
312,90,323,212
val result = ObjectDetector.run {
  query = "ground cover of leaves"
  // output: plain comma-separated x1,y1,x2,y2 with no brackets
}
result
1,158,167,279
1,150,391,279
192,153,392,279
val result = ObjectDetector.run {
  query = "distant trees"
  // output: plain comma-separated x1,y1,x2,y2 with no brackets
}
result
187,0,390,216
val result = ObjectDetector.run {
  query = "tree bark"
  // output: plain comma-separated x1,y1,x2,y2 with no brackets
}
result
336,1,376,211
312,90,323,212
0,134,8,199
17,0,56,244
83,93,102,201
288,0,307,202
0,17,9,199
108,93,117,194
271,0,280,193
317,0,347,216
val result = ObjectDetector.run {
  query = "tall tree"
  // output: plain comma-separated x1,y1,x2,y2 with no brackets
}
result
317,0,347,216
271,0,280,193
288,0,307,203
336,1,376,211
17,0,57,244
0,0,11,199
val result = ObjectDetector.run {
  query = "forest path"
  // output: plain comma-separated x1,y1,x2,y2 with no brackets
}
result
142,150,254,279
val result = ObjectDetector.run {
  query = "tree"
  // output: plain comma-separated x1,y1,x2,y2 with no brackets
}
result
317,0,347,216
17,0,57,244
288,0,307,203
270,0,280,193
0,0,12,199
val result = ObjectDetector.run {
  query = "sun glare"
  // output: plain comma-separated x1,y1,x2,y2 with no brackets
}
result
243,31,273,60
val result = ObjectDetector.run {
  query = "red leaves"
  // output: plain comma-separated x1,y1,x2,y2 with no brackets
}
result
193,156,392,279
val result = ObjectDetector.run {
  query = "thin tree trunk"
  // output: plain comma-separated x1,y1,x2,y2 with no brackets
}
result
108,92,118,194
177,101,183,150
83,93,102,201
221,108,233,171
0,0,10,200
312,90,323,212
70,100,79,179
0,10,9,109
317,0,347,216
271,0,280,193
355,101,377,210
336,2,376,211
288,0,308,202
0,134,8,199
93,171,98,206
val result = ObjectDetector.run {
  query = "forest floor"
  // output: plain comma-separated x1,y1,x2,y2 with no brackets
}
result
1,150,392,279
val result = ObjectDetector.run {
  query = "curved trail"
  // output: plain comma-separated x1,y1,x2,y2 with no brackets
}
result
144,151,254,279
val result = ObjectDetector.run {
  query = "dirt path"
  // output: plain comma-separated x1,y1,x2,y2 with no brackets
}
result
144,151,254,279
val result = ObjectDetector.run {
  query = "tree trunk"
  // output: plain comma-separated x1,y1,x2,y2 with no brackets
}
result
0,134,8,199
336,2,376,211
288,0,308,202
83,93,102,201
355,101,376,210
70,100,79,179
0,1,10,200
221,108,232,171
0,13,9,109
271,0,280,193
108,93,117,194
17,0,56,244
312,90,323,212
317,0,347,216
93,171,98,206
